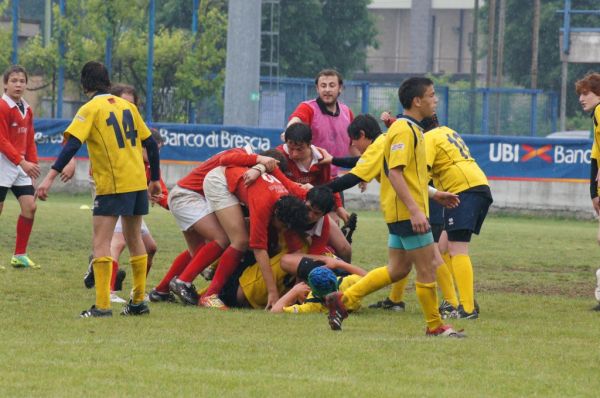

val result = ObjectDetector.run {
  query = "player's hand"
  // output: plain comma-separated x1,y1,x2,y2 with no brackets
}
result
35,177,53,201
147,180,162,202
265,291,280,310
593,197,600,216
380,111,392,123
243,168,261,186
358,181,368,192
409,210,430,234
256,155,279,172
59,158,76,182
433,190,460,208
336,206,351,224
300,183,314,190
293,282,311,303
20,159,40,179
316,147,333,165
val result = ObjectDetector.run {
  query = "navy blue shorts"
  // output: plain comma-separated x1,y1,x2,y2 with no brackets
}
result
444,191,492,240
93,190,149,216
429,199,444,242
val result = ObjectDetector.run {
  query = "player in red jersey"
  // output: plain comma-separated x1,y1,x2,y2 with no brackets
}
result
152,147,279,305
0,65,40,269
200,150,311,309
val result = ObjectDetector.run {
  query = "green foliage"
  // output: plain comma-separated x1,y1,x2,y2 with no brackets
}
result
279,0,378,79
1,196,600,396
482,0,600,117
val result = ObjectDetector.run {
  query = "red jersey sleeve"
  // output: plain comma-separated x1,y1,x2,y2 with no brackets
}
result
272,167,307,200
24,110,38,163
0,103,22,165
219,152,258,167
308,216,330,255
289,102,314,124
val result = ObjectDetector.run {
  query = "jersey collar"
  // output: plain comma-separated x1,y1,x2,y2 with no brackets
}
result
395,114,424,130
315,97,340,116
2,93,30,113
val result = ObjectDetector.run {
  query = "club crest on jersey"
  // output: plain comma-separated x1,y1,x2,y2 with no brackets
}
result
391,143,405,151
76,114,85,121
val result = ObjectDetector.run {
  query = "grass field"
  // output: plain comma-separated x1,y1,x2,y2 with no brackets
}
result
1,193,599,397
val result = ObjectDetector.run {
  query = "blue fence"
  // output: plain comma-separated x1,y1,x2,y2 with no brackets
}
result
259,78,559,137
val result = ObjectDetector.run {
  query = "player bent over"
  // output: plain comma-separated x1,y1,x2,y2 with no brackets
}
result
37,61,162,318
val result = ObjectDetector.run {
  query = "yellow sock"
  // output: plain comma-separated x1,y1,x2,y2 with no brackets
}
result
343,266,392,310
452,254,475,313
388,275,409,303
436,262,459,308
93,256,112,310
130,254,148,304
415,281,443,331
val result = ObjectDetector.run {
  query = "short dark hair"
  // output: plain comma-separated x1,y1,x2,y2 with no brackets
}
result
347,114,382,141
3,65,28,85
110,83,138,105
81,61,111,93
398,77,434,109
273,195,309,235
284,123,312,144
260,149,288,173
315,69,343,86
575,72,600,96
306,186,335,214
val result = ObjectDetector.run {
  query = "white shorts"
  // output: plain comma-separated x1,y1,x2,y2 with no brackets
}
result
114,216,150,235
203,167,240,212
168,184,213,231
0,154,33,188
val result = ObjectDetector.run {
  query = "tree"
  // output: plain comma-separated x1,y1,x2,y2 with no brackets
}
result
484,0,600,118
279,0,378,78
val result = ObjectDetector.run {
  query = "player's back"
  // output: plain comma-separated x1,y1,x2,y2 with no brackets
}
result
66,94,150,195
425,126,488,193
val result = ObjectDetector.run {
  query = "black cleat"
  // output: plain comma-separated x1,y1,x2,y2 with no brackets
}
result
169,278,199,305
324,292,348,331
148,288,177,303
439,300,458,319
369,298,405,312
592,303,600,312
113,269,126,291
121,300,150,316
340,213,358,244
83,256,95,289
455,305,479,320
80,305,112,318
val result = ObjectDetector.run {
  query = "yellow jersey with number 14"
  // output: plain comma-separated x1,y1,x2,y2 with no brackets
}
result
65,94,151,195
382,118,429,223
424,126,488,194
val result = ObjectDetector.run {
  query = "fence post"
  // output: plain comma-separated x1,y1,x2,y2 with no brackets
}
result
530,91,538,136
551,92,558,133
361,82,369,114
441,85,449,126
481,89,489,135
12,0,18,64
57,0,66,118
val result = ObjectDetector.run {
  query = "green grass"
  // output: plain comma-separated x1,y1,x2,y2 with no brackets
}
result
1,194,599,397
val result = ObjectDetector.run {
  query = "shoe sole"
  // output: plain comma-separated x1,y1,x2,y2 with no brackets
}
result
325,293,348,331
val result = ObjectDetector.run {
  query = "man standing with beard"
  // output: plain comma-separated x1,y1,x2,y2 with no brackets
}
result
287,69,356,178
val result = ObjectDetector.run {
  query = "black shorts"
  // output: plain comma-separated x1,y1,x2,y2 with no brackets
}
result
0,185,35,201
444,190,492,240
387,220,432,237
93,190,149,216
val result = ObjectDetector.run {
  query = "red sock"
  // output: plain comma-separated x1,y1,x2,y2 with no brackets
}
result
155,250,193,292
110,260,119,291
179,241,225,283
14,215,34,255
205,247,244,296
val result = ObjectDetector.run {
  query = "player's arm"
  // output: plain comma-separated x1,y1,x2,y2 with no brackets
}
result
590,158,600,215
254,248,279,309
36,135,83,200
24,118,39,164
270,282,311,313
142,135,162,199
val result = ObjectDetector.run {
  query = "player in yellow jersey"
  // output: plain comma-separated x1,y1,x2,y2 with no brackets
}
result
321,94,463,336
421,114,492,319
575,72,600,311
36,61,162,318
